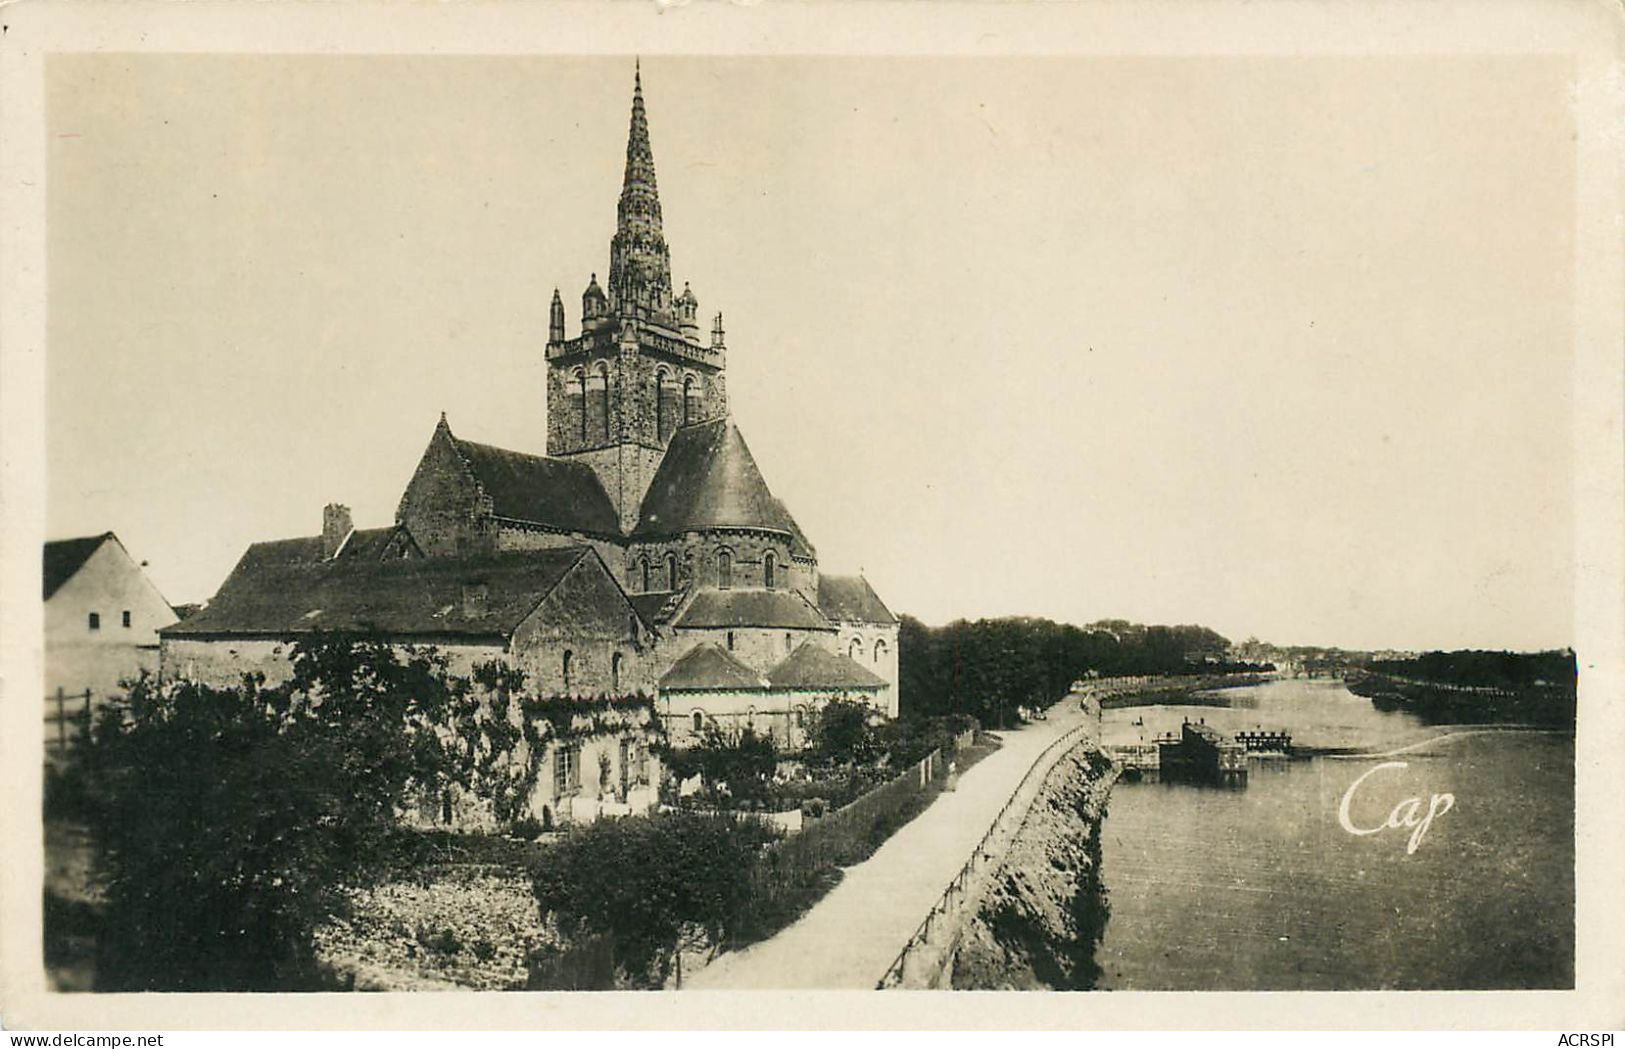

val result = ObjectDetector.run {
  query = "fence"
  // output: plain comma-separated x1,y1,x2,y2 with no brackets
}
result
876,717,1095,989
725,741,961,951
43,688,96,762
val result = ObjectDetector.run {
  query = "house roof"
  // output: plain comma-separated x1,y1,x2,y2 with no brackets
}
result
817,574,897,625
43,532,115,599
658,643,768,691
633,418,813,555
162,547,599,640
766,641,888,690
448,433,621,538
674,589,834,632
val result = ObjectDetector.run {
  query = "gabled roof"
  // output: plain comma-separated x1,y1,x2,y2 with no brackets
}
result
767,642,888,691
225,525,414,576
634,418,813,555
447,431,621,538
658,644,768,691
162,547,599,640
43,532,116,599
817,575,897,625
674,589,834,632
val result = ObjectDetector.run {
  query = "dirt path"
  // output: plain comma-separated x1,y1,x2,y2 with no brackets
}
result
684,703,1088,990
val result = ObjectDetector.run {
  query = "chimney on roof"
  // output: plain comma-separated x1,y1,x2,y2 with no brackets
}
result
322,503,353,560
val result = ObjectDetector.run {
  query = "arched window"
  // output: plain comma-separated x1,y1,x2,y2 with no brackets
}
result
638,555,650,592
654,369,669,442
717,549,732,590
727,631,736,651
746,706,756,730
785,632,793,653
573,369,587,442
666,551,679,590
611,652,623,692
682,374,695,426
874,638,888,664
692,710,704,733
764,551,777,589
597,361,612,440
562,650,574,691
849,637,864,661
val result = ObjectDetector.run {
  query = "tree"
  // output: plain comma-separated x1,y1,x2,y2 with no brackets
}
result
81,636,482,990
805,696,878,764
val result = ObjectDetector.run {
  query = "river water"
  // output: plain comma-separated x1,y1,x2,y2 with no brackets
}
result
1095,678,1573,990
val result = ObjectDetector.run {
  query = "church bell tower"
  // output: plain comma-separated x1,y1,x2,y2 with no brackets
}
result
545,64,729,535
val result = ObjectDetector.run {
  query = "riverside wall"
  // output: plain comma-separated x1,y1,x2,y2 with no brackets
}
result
879,694,1117,989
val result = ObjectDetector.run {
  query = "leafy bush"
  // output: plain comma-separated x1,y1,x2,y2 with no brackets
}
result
79,637,490,990
529,811,780,987
804,696,881,765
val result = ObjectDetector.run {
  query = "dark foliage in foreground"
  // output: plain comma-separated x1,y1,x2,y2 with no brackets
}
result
529,811,780,987
75,637,483,991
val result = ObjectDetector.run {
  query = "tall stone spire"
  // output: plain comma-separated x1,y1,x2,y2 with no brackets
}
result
608,62,674,317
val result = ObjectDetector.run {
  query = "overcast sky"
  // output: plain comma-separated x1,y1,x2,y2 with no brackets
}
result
45,54,1575,651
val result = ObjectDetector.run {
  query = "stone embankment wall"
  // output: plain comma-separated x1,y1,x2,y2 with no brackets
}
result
949,744,1119,990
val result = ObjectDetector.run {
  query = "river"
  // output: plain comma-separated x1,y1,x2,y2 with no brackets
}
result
1095,677,1574,990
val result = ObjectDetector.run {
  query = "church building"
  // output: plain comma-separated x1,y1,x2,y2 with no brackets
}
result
161,68,900,760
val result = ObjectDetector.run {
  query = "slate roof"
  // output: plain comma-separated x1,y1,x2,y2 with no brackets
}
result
658,644,769,691
628,590,686,626
43,533,115,599
817,575,897,625
674,589,834,631
449,434,621,537
634,418,813,555
162,547,599,640
225,525,413,576
766,642,889,690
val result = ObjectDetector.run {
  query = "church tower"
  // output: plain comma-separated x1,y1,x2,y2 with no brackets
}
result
545,65,729,534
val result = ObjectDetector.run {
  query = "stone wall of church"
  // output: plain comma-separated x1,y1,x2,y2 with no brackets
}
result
624,531,814,597
397,430,497,558
830,620,902,717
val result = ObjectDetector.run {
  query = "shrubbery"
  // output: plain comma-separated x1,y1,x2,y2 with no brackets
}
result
528,811,780,987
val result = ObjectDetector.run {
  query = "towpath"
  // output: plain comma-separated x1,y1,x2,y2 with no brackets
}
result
685,700,1087,989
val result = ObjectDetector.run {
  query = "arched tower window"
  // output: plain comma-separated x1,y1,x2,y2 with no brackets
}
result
717,549,732,590
638,555,650,593
666,552,679,590
573,369,587,443
874,638,888,664
611,652,623,693
597,361,612,440
654,369,669,443
849,638,864,661
562,650,574,692
682,375,695,426
763,551,777,589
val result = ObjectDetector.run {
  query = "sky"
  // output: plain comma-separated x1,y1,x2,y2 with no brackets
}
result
45,54,1576,652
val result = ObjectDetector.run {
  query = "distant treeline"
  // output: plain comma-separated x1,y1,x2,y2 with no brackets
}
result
897,615,1266,725
1366,649,1576,691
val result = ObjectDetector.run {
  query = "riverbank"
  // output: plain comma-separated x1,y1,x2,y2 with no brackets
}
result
1345,670,1575,728
948,742,1118,990
1087,673,1271,710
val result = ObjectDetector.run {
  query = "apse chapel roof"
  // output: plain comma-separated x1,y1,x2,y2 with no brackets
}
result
163,546,611,641
658,644,769,691
816,575,897,625
767,641,889,691
674,589,834,632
